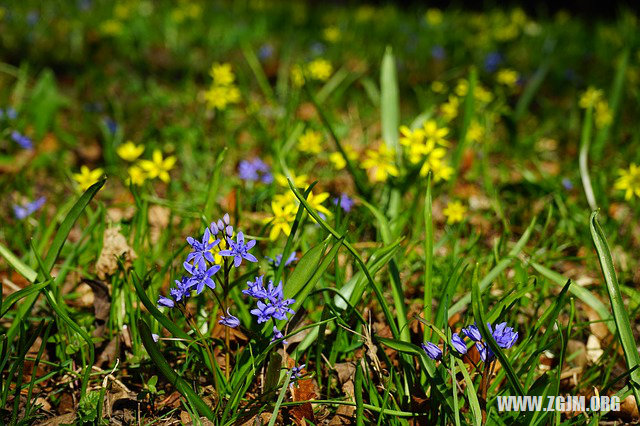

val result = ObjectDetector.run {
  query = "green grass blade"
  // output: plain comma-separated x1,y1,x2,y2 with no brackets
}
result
6,178,105,344
355,362,365,426
449,216,536,317
579,105,597,210
423,172,434,336
242,43,275,102
139,319,215,420
590,211,640,408
531,262,615,334
471,276,525,396
268,371,292,426
203,148,227,220
0,243,37,283
456,358,482,426
381,46,400,163
0,280,50,318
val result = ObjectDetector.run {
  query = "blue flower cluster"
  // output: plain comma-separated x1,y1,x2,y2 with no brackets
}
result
266,252,298,268
422,322,518,362
238,158,273,184
11,131,33,150
243,275,295,344
157,213,257,309
13,196,46,220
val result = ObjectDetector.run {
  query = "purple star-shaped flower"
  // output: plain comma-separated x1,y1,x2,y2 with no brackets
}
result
290,364,306,379
186,228,219,269
183,262,220,294
242,275,268,299
220,231,257,267
462,324,482,342
250,301,276,323
333,193,354,213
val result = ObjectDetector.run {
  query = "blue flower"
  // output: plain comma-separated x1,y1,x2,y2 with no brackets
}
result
219,309,240,328
170,277,192,302
183,262,220,294
451,332,467,355
0,107,17,120
186,228,219,269
220,231,258,267
210,213,233,239
421,342,443,360
13,197,45,220
271,326,287,345
258,43,274,61
562,178,573,190
333,193,354,213
104,117,117,134
242,275,268,299
157,295,175,308
250,301,276,323
462,324,482,342
247,280,296,323
463,321,518,362
484,52,502,73
238,158,272,184
11,131,33,150
490,322,518,350
431,45,446,60
152,333,160,342
266,252,298,267
290,364,306,379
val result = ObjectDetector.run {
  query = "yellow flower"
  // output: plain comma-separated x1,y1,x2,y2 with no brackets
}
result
307,59,333,81
579,87,603,109
399,125,425,147
298,129,323,154
117,141,144,162
323,25,341,43
425,8,443,26
275,172,309,188
291,64,305,87
474,85,494,104
139,150,176,183
443,200,467,224
100,19,123,36
306,191,332,218
263,201,297,241
496,69,519,88
209,62,235,86
126,165,146,186
73,166,104,191
441,95,459,121
467,121,484,143
204,85,241,110
423,120,450,147
362,144,399,183
595,100,612,128
455,79,469,97
614,163,640,200
419,149,452,182
329,145,357,170
274,192,298,208
431,81,446,93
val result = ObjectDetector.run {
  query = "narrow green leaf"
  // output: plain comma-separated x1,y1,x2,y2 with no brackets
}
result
355,363,365,426
0,243,37,283
471,275,525,396
268,371,292,426
139,319,214,420
455,358,482,426
590,211,640,408
203,148,227,220
6,178,105,344
380,46,400,161
0,280,49,318
449,216,536,317
423,172,434,336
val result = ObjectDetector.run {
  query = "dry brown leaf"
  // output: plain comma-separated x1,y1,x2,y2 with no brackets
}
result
95,226,137,279
290,373,316,425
